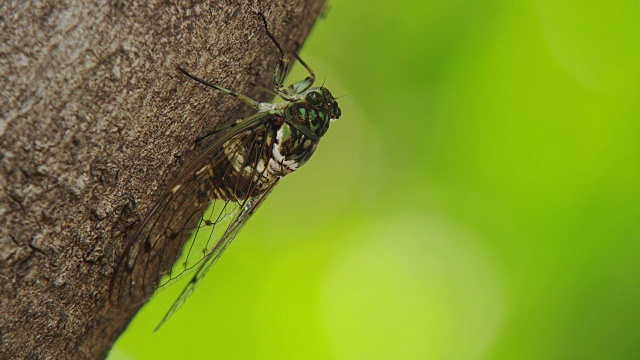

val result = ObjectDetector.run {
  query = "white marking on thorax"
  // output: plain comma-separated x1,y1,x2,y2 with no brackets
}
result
270,126,300,174
257,101,291,112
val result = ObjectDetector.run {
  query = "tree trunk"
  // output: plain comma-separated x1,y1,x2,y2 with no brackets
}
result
0,1,325,358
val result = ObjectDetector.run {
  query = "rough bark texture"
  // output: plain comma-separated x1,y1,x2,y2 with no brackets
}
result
0,1,325,358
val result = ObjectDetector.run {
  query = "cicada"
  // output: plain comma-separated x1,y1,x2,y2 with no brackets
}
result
110,13,342,329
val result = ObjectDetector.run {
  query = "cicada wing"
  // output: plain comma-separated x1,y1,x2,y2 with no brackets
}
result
110,112,278,309
154,180,279,330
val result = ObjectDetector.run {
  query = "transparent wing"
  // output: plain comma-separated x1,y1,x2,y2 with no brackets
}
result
110,112,278,309
154,180,278,330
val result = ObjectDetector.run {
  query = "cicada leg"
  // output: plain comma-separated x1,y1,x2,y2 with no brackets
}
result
288,51,316,94
177,67,260,109
258,13,316,95
258,13,290,94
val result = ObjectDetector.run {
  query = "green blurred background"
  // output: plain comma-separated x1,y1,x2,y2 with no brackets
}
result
111,0,640,358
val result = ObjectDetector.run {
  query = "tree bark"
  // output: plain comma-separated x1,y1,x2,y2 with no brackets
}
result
0,0,325,358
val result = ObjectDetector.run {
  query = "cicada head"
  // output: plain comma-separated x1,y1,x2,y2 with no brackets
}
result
304,87,342,121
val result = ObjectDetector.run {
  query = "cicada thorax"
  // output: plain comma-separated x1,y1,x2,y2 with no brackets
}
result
201,103,333,202
288,100,332,139
271,101,331,171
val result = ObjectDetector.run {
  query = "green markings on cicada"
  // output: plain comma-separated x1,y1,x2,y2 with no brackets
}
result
280,122,292,142
110,12,343,330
